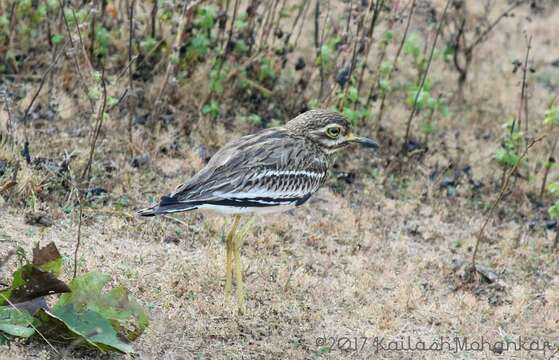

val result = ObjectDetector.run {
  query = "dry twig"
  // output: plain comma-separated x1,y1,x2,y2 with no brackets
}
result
471,136,544,268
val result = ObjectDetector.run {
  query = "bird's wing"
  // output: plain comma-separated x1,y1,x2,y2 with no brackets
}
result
165,128,329,207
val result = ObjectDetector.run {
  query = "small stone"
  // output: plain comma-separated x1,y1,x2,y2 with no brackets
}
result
25,211,53,227
132,154,150,168
164,235,180,245
295,57,306,71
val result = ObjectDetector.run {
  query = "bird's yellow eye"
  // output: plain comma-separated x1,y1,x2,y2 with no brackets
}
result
326,126,341,139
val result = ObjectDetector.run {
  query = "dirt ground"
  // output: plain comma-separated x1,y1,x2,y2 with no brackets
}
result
1,0,559,359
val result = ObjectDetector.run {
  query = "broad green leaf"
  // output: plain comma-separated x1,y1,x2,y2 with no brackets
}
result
57,272,111,309
38,304,133,353
0,306,35,338
57,272,149,340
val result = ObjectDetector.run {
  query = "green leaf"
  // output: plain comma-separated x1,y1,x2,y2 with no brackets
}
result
189,35,210,58
202,101,220,119
56,272,149,341
439,103,450,117
347,86,359,103
0,16,8,31
379,79,391,94
421,121,434,135
544,106,559,126
32,4,47,24
442,46,455,63
342,107,369,125
549,200,559,219
107,96,118,108
307,99,320,109
234,39,249,55
406,82,431,111
194,5,218,31
51,34,64,45
33,242,63,277
37,257,62,276
404,32,422,59
38,304,133,353
88,86,100,101
140,37,158,53
0,264,70,306
319,45,331,66
259,58,276,82
0,307,35,338
234,16,248,31
243,114,262,126
382,31,393,45
548,183,559,196
495,148,521,168
95,26,110,56
380,61,392,76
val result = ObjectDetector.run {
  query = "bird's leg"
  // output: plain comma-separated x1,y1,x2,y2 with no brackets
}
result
233,238,244,314
233,217,254,314
225,215,241,300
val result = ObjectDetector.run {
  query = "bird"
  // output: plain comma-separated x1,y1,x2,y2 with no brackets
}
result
138,109,378,313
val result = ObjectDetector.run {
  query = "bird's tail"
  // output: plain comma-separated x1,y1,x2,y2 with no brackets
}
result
137,196,198,217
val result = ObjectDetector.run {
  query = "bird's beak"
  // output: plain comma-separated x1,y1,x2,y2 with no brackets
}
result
346,134,379,149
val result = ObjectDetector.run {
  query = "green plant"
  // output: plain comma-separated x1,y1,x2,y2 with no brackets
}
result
405,80,448,143
202,100,221,119
495,119,524,169
0,243,148,353
404,32,426,74
544,106,559,126
539,104,559,198
547,182,559,249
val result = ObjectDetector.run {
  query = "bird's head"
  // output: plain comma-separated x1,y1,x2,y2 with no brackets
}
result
285,109,379,154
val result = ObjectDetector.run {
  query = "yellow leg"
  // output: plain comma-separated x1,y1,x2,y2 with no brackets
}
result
232,218,254,314
234,236,245,314
225,215,241,299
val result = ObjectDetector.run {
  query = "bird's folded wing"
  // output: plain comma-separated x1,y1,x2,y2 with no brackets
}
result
166,129,328,207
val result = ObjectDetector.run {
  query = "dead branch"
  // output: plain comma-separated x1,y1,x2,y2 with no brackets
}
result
471,135,544,269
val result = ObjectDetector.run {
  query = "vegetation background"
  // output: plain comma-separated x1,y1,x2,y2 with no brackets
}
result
1,0,559,358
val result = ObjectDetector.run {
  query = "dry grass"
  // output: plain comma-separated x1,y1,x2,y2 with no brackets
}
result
1,0,559,359
1,179,558,359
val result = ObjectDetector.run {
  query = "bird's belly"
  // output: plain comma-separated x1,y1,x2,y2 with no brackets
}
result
198,204,297,215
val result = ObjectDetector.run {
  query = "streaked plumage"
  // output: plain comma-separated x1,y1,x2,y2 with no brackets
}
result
138,109,377,217
138,109,378,313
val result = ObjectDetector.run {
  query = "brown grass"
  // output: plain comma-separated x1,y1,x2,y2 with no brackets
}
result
1,0,559,359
